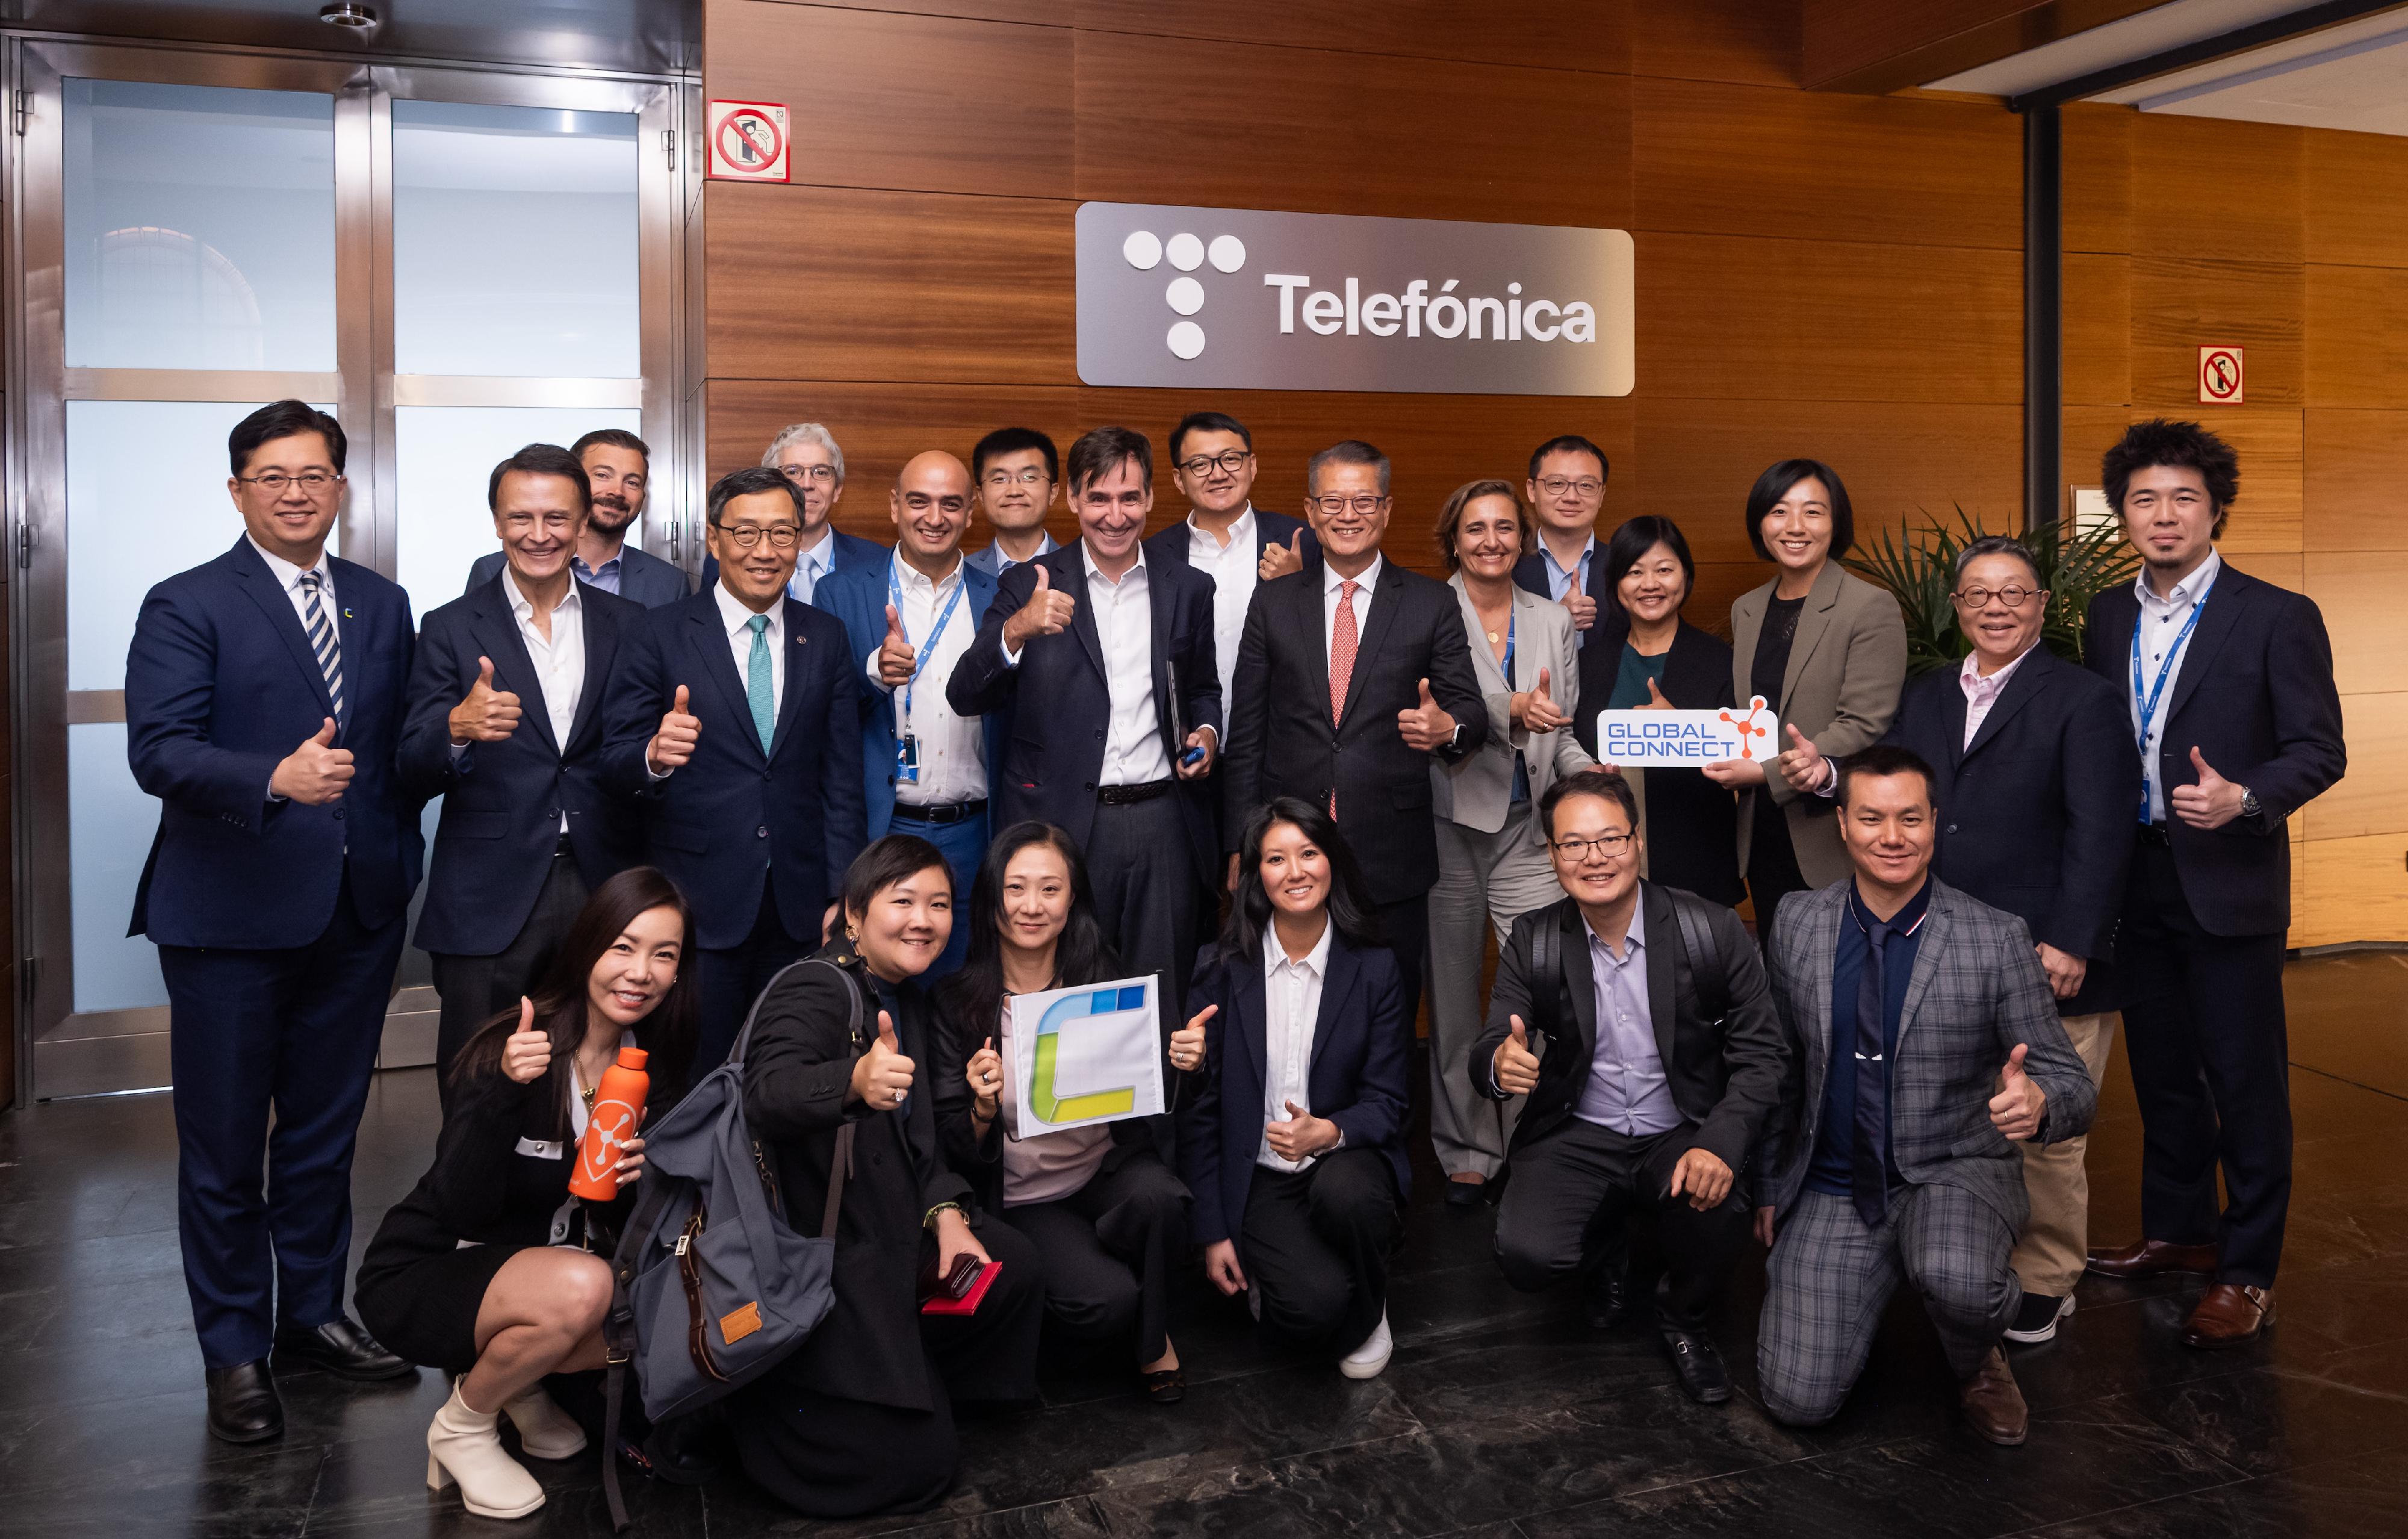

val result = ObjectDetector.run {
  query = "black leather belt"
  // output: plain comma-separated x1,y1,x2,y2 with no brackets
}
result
892,798,987,825
2137,821,2173,847
1097,779,1175,806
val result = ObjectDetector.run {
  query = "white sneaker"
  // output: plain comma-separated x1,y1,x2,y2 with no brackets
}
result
503,1383,588,1460
1339,1310,1392,1379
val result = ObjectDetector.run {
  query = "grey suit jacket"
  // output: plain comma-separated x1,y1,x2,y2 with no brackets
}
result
1729,562,1907,888
465,543,689,608
1433,574,1596,839
1754,877,2095,1233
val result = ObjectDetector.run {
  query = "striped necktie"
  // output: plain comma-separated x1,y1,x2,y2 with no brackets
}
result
298,570,346,725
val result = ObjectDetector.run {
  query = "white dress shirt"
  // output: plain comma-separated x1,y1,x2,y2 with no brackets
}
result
1258,918,1335,1173
1323,553,1382,663
1958,641,2035,751
868,552,987,807
1084,546,1173,786
2130,550,2220,823
457,571,586,830
246,535,340,647
787,530,836,604
1188,506,1258,716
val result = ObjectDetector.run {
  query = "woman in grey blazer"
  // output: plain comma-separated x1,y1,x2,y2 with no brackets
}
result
1427,480,1597,1205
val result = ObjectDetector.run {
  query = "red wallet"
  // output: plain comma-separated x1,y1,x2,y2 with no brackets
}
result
920,1260,1001,1316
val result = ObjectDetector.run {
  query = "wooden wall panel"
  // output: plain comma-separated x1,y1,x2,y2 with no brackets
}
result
2062,104,2131,256
1070,0,1629,73
2303,128,2408,270
1632,0,1798,87
2189,407,2301,558
2303,692,2408,842
2305,264,2408,409
2293,835,2408,951
2062,252,2129,406
2304,409,2408,553
2129,115,2303,266
2127,257,2301,408
758,0,1069,22
2307,550,2408,700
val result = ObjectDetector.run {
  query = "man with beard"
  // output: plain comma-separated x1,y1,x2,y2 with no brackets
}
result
465,429,688,607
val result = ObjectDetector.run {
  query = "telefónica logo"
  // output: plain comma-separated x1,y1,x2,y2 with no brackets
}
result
1122,228,1249,359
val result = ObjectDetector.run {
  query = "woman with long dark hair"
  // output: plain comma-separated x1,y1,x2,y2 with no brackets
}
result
933,821,1197,1402
1177,798,1411,1379
357,867,700,1520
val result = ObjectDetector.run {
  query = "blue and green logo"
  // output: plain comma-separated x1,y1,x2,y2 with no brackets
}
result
1029,983,1146,1123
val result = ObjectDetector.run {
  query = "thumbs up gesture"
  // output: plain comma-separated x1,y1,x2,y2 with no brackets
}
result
1562,564,1597,632
2170,744,2250,830
964,1034,1002,1119
1637,675,1674,712
1002,562,1078,649
1987,1042,2048,1141
1776,722,1831,794
647,684,701,774
1169,1003,1216,1073
877,603,917,688
851,1008,916,1112
1494,1014,1541,1096
270,715,355,804
448,654,524,745
1258,528,1306,581
501,996,550,1084
1397,676,1459,752
1264,1098,1336,1161
1514,665,1569,734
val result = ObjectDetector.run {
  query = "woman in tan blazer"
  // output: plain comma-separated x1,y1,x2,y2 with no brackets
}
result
1711,460,1908,941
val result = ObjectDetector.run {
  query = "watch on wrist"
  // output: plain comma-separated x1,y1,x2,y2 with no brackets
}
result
2239,786,2261,819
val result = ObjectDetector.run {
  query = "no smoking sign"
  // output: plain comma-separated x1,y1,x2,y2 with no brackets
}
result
708,100,789,182
2198,345,2244,404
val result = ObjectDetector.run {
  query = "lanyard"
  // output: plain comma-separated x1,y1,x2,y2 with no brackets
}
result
889,565,968,723
2129,581,2209,824
1500,609,1516,681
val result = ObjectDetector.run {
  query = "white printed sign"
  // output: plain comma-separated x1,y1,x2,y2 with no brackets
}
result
1007,974,1165,1140
1594,695,1774,768
707,101,789,182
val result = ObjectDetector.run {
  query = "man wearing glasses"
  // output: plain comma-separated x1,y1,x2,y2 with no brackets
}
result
601,465,866,1068
700,422,886,605
966,426,1062,580
1515,434,1612,645
1475,768,1784,1404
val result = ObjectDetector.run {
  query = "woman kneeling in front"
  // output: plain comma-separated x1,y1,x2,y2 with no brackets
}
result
732,835,1045,1517
357,867,697,1520
1179,797,1412,1378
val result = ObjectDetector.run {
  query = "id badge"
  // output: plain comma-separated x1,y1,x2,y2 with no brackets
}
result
896,732,921,785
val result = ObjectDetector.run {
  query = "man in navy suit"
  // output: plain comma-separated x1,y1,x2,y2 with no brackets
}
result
949,426,1222,1002
602,465,867,1068
819,450,999,976
965,426,1061,580
405,444,646,1097
464,428,688,607
700,421,886,603
125,400,420,1443
1513,434,1612,648
2078,420,2345,1349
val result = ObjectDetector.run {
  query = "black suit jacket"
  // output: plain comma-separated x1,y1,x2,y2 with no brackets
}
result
2082,561,2345,936
466,544,689,609
1141,508,1316,573
1220,559,1488,904
1469,887,1789,1173
946,544,1223,883
1513,546,1601,648
1882,647,2138,1014
1577,615,1744,906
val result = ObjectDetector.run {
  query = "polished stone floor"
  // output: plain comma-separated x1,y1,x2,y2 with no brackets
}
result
4,950,2406,1537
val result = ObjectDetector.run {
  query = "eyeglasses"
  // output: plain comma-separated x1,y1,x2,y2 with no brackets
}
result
778,464,837,485
239,471,340,494
982,468,1050,488
1310,494,1388,516
1551,832,1635,859
1952,585,2044,609
716,523,801,549
1178,450,1253,477
1536,477,1604,499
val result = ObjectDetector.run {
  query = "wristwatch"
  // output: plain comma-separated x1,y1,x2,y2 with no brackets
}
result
2239,786,2261,819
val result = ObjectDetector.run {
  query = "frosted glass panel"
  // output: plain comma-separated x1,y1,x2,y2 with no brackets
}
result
393,101,639,378
70,723,167,1013
67,400,343,691
394,405,641,622
63,80,336,372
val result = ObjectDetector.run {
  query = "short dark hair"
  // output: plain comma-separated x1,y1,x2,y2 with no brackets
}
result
486,443,591,513
1834,742,1938,809
1951,533,2041,589
1306,439,1390,496
707,464,806,526
1745,458,1856,563
570,427,650,463
940,821,1115,1046
230,399,345,477
2102,418,2238,538
972,426,1059,484
1600,516,1696,620
1066,426,1152,494
1540,768,1638,841
1527,434,1609,485
841,833,953,922
1433,479,1527,571
1221,797,1383,962
1169,411,1253,464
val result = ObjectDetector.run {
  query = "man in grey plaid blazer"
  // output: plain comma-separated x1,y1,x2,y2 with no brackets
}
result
1753,744,2095,1445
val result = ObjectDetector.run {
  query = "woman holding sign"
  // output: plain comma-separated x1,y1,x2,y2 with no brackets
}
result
356,868,698,1520
934,821,1197,1403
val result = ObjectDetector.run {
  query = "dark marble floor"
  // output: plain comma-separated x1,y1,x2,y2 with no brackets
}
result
4,950,2406,1537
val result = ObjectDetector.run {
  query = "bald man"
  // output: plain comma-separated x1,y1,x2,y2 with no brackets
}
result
818,451,1000,975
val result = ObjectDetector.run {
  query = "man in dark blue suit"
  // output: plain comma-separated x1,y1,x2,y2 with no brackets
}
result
949,426,1222,1002
601,465,867,1068
405,444,646,1098
463,428,689,607
2076,420,2345,1349
125,401,420,1443
699,421,886,604
1512,434,1611,648
966,426,1061,580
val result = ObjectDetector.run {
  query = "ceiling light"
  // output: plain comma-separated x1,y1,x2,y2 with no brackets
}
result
319,4,379,31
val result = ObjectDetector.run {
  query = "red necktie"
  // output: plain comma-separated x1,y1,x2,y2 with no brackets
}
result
1328,579,1359,816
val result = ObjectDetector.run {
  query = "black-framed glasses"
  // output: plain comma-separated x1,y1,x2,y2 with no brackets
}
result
1552,832,1635,859
1952,584,2044,609
1178,450,1253,477
1310,494,1388,516
238,471,341,494
1536,476,1604,499
717,523,801,550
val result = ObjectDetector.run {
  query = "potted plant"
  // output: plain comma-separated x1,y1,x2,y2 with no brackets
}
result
1845,506,2138,676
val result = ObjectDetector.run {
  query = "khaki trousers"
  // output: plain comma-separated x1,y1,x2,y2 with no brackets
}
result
2010,1010,2117,1296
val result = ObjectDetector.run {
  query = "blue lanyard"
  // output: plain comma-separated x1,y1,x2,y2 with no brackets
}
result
1500,610,1516,680
889,564,968,721
2129,580,2209,824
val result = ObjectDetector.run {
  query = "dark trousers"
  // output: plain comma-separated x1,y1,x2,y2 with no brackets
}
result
1371,894,1429,1036
2118,841,2293,1287
887,805,988,980
695,881,815,1071
997,1149,1190,1367
1494,1118,1750,1333
158,881,408,1369
427,848,589,1108
1087,793,1200,1012
1240,1147,1401,1357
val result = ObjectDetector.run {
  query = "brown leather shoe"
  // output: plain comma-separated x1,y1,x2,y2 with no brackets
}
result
1959,1346,2028,1446
2180,1284,2274,1349
2086,1239,2218,1279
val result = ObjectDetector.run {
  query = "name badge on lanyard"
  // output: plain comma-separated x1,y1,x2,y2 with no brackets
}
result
889,566,967,786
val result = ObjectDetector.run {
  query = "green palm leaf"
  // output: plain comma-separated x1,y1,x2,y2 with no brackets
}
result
1842,505,2138,674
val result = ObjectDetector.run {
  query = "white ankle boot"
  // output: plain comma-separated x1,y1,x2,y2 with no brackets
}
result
426,1381,547,1519
503,1384,588,1460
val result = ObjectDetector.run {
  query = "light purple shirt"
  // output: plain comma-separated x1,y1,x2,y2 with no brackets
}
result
1958,642,2036,750
1572,904,1680,1135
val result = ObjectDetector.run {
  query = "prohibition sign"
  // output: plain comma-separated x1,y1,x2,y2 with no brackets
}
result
709,101,789,182
2198,345,2244,404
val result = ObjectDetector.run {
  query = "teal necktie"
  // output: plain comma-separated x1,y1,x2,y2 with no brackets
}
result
746,614,775,754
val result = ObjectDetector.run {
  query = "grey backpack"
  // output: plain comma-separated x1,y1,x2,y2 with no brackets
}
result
600,958,859,1529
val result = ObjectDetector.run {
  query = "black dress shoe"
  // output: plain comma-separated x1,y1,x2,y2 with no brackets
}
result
272,1317,414,1381
1582,1258,1631,1331
205,1360,284,1443
1444,1179,1488,1209
1660,1329,1732,1405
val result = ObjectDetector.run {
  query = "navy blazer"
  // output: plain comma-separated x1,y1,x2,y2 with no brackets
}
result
126,538,420,949
400,574,647,956
964,533,1056,580
1514,544,1600,648
700,526,886,603
946,544,1224,884
815,556,1004,838
2082,561,2345,937
1177,933,1412,1246
1881,647,2138,1014
597,589,867,950
1140,507,1317,573
465,544,689,609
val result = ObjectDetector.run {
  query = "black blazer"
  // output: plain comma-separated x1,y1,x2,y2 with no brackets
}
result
1576,615,1745,907
1882,648,2138,1015
467,544,690,609
1513,547,1603,650
1141,507,1315,573
2083,561,2346,937
946,543,1223,884
400,574,646,956
1177,933,1412,1246
1469,887,1788,1173
1220,559,1489,904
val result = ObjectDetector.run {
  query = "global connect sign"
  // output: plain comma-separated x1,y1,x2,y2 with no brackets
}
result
1076,202,1634,397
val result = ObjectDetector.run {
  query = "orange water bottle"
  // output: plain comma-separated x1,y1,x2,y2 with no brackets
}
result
569,1047,650,1200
